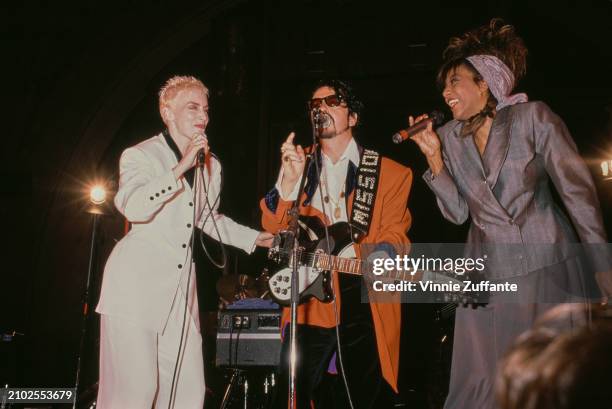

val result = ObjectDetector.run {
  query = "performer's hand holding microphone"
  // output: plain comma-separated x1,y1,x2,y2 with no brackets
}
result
393,111,446,177
196,136,208,168
392,110,445,144
173,133,209,181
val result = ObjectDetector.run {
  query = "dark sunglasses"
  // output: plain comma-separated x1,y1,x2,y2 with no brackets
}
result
308,94,345,110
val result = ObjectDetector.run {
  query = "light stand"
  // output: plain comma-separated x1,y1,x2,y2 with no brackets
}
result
74,186,108,409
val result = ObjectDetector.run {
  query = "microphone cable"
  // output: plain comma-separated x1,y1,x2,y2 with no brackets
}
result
196,152,227,269
167,162,202,409
167,150,226,408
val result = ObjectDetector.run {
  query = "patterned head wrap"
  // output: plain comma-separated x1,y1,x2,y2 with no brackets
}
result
466,54,528,110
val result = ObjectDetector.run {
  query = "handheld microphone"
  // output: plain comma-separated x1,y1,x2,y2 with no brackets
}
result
313,108,323,129
196,133,207,167
197,149,206,167
313,109,331,130
392,110,445,144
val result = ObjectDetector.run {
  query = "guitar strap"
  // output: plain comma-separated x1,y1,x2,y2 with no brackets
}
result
349,148,382,243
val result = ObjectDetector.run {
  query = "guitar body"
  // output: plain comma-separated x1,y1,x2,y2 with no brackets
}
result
268,216,356,305
267,217,487,306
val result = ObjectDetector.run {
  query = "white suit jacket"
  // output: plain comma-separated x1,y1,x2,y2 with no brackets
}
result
96,132,259,332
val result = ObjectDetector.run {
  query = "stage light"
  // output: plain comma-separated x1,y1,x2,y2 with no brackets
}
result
602,160,612,181
89,185,107,205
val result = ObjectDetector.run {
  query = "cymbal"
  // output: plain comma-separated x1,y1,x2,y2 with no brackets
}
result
216,274,258,303
254,268,271,300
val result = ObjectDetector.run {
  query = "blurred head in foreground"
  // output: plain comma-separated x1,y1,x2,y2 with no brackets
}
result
496,305,612,409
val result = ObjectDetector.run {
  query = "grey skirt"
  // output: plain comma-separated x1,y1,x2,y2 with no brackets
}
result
443,256,593,409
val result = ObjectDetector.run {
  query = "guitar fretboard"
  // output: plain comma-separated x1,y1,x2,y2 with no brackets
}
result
313,252,423,282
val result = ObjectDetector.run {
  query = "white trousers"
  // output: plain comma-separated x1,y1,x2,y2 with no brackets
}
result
97,296,205,409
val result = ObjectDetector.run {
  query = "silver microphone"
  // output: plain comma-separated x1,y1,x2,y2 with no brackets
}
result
313,109,331,130
313,108,323,129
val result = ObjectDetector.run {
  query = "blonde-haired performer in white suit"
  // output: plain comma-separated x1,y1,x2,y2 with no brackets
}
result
95,75,274,408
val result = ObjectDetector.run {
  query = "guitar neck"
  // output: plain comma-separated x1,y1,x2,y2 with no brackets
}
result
316,253,423,282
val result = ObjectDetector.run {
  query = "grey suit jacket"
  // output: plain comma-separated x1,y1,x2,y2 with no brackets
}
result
424,101,607,279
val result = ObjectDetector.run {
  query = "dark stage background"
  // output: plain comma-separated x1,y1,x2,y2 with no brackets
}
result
3,0,612,407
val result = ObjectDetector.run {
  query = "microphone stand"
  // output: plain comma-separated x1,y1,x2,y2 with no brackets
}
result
286,142,314,409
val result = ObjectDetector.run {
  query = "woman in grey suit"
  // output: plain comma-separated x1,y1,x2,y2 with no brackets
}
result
411,19,610,409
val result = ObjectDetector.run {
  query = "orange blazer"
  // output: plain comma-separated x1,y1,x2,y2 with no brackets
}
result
260,152,412,392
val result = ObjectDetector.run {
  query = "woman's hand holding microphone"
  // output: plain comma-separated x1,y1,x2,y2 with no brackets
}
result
410,114,444,177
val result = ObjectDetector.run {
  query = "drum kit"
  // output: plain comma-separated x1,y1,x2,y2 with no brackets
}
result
215,269,272,304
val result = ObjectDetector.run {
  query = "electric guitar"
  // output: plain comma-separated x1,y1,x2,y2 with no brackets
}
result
267,216,484,305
